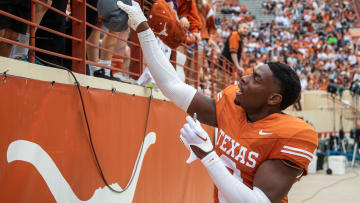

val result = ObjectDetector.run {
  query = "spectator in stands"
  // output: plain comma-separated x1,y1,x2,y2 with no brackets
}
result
138,0,192,87
244,59,256,75
112,28,131,81
35,0,69,67
195,0,216,71
221,23,250,76
221,2,231,14
0,0,52,58
262,0,275,15
177,0,202,42
87,26,120,78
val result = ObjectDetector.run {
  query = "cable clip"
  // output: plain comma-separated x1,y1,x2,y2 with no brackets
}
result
3,70,9,83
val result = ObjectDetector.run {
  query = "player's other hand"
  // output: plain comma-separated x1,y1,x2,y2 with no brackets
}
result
117,0,147,31
180,116,213,163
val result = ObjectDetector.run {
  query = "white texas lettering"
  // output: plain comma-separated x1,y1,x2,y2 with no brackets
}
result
234,146,247,164
219,134,230,152
216,129,225,146
218,129,259,168
246,151,259,168
226,139,240,158
6,132,156,203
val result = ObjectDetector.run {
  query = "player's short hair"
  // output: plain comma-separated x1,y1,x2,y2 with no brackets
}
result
267,62,301,110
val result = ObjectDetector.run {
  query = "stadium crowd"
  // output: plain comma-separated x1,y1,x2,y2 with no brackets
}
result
216,0,359,91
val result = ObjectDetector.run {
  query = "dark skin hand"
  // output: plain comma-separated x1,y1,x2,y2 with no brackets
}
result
136,22,302,203
136,22,150,33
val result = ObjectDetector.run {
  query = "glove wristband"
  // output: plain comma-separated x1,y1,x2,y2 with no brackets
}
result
201,151,219,168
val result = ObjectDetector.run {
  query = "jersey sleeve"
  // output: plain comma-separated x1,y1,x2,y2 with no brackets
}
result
177,0,202,33
229,33,240,53
205,4,216,35
268,128,318,176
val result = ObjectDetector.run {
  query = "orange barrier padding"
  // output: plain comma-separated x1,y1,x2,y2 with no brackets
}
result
0,75,215,203
112,55,123,73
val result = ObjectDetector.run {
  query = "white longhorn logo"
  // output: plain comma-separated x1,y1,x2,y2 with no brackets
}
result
6,132,156,203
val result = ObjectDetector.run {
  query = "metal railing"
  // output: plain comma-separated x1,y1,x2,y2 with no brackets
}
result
0,0,236,98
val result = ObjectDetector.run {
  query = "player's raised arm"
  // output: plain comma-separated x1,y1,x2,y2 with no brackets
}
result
117,0,217,126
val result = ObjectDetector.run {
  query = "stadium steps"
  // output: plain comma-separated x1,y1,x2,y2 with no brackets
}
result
350,28,360,38
240,0,275,28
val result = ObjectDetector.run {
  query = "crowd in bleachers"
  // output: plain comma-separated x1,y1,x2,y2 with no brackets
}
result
215,0,359,91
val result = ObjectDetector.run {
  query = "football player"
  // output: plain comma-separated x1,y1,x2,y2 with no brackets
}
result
117,1,318,202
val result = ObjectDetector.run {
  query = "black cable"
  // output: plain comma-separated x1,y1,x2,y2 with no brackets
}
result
3,69,8,83
35,56,153,193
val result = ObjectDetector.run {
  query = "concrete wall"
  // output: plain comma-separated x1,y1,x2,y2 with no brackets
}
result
286,90,359,132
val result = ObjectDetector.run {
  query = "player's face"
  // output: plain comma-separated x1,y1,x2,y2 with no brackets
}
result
234,64,280,111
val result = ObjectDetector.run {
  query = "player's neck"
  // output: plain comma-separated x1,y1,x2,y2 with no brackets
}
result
246,109,281,123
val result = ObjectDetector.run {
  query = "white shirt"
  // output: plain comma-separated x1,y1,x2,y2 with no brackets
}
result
301,78,308,91
349,55,357,65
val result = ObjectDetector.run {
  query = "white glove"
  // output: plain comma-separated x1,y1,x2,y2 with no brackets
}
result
117,0,147,31
180,116,213,163
180,134,198,163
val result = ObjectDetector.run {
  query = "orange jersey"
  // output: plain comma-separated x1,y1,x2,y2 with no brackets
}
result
199,3,216,40
177,0,202,33
228,31,242,53
214,85,318,203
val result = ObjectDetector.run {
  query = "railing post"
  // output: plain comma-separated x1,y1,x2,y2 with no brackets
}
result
129,30,142,80
202,47,206,93
29,0,36,63
128,0,144,80
225,62,228,89
222,58,226,91
194,43,199,89
232,65,236,84
210,50,215,98
72,0,87,74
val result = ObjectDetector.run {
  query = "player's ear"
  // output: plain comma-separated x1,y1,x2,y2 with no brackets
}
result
268,93,282,106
